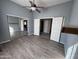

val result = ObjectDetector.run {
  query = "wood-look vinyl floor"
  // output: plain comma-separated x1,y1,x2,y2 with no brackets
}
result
0,35,64,59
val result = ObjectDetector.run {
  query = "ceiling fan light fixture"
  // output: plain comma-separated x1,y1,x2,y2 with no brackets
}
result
31,7,36,11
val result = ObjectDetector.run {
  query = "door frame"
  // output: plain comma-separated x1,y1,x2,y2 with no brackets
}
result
40,18,52,35
34,17,53,36
34,16,64,42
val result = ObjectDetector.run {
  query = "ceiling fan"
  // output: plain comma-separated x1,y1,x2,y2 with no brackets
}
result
24,0,44,13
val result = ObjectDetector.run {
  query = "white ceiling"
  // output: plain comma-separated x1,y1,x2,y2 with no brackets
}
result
10,0,72,7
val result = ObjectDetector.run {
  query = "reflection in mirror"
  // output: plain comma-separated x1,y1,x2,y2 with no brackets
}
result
7,16,28,39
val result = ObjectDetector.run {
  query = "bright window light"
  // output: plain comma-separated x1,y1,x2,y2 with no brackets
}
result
9,26,14,36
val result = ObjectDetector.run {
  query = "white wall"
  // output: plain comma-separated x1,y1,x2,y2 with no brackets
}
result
43,20,49,33
43,20,51,33
48,20,51,33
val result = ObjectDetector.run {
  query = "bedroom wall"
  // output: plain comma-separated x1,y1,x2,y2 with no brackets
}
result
64,0,78,59
0,13,2,42
0,13,10,43
0,0,31,18
69,0,78,28
33,1,73,43
33,1,73,27
0,0,34,43
33,1,78,58
0,0,34,35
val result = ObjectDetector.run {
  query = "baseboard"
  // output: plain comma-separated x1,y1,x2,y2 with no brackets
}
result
28,33,34,35
0,40,11,44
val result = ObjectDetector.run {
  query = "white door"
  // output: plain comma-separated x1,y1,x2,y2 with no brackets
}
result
34,19,40,35
50,17,63,42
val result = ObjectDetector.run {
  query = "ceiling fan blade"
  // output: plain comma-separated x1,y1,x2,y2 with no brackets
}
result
29,1,37,7
29,1,33,4
24,6,31,8
36,9,40,13
29,1,34,6
36,6,45,8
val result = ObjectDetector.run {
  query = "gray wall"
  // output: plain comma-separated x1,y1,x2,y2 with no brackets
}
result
0,13,2,42
34,1,73,27
28,12,34,34
0,13,10,43
0,0,33,43
66,0,78,59
33,0,78,27
0,0,33,35
69,0,78,28
0,0,31,18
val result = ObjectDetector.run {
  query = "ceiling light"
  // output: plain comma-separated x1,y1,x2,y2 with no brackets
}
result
31,7,36,11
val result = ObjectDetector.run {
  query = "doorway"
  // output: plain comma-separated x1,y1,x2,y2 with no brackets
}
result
23,20,27,31
34,17,63,42
40,18,52,39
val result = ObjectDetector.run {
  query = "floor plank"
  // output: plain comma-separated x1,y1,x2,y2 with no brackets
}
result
0,35,64,59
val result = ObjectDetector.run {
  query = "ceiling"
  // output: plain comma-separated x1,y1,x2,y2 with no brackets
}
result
10,0,72,7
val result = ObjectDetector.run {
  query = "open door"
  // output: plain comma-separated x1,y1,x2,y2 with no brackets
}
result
34,19,40,35
40,19,52,39
50,17,63,42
